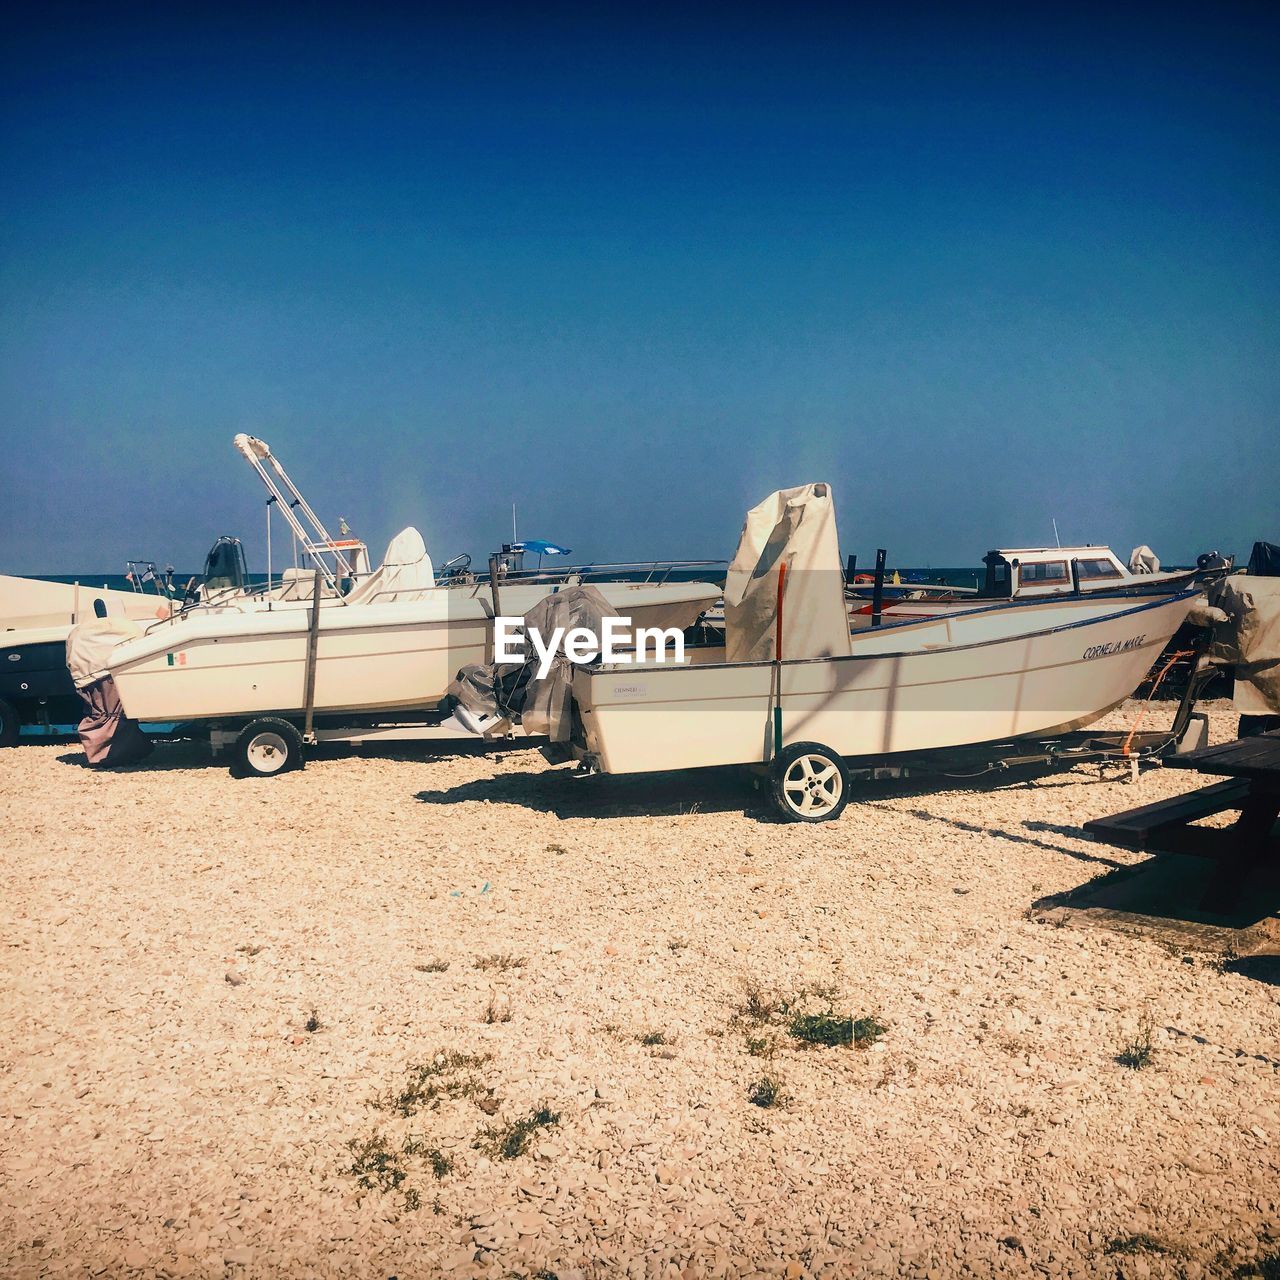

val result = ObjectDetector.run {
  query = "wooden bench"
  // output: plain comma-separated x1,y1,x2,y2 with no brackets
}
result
1084,779,1252,855
1086,731,1280,913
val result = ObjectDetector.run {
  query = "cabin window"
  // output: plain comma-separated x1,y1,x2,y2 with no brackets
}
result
1019,560,1069,585
1077,557,1123,579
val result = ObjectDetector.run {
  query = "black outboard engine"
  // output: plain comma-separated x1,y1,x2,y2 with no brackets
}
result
1196,550,1231,574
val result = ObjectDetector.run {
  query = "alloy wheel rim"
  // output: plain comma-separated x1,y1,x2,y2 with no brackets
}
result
782,755,842,816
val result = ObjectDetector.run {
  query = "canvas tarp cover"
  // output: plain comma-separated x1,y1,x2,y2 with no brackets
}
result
722,483,852,664
1248,541,1280,577
1129,545,1160,574
1209,576,1280,715
344,527,435,604
76,676,153,766
66,616,144,689
447,584,621,742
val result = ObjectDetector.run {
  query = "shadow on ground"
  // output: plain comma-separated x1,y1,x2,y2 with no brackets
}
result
55,736,531,774
415,765,773,821
1036,853,1280,950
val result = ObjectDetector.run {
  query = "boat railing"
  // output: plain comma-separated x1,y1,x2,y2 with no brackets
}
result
480,559,728,588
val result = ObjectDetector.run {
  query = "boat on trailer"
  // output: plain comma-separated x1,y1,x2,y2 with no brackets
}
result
71,434,721,771
539,485,1210,821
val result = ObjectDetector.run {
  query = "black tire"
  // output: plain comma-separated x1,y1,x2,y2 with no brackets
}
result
770,741,851,823
0,697,19,748
232,717,304,777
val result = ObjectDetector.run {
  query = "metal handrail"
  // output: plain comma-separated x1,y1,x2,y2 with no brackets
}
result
479,559,727,588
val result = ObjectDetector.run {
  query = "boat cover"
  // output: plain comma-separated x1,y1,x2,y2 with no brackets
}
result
344,527,435,604
66,617,144,689
448,584,620,741
75,676,153,767
1248,541,1280,577
1129,545,1160,574
1209,576,1280,715
723,483,852,663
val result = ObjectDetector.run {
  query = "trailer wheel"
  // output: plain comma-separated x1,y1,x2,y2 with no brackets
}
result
232,717,304,777
770,742,850,822
0,697,19,748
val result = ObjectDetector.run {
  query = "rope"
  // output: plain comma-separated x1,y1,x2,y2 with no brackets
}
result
1121,648,1196,756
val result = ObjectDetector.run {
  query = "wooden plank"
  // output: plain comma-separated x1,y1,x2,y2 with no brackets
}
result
1168,730,1280,772
1084,779,1253,850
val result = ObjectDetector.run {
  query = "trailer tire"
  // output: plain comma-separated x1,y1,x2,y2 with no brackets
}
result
770,742,850,823
0,697,19,748
232,717,304,777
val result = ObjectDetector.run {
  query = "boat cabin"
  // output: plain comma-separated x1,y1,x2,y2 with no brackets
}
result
981,547,1129,599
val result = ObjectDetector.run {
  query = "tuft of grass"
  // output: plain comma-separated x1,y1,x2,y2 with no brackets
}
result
736,979,843,1028
788,1011,886,1049
738,980,785,1025
637,1030,669,1046
304,1009,322,1033
347,1132,407,1192
545,842,568,856
745,1036,775,1059
746,1075,787,1109
667,937,688,953
372,1052,493,1116
1105,1234,1177,1257
415,960,450,973
1233,1253,1280,1279
477,1106,560,1160
484,994,512,1024
404,1136,455,1180
474,953,526,972
1116,1014,1156,1070
403,1187,421,1211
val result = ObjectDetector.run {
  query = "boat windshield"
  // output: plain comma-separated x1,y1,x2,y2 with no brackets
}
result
203,537,248,594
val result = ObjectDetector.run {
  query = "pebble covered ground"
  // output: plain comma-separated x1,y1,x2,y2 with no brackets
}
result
2,699,1278,1278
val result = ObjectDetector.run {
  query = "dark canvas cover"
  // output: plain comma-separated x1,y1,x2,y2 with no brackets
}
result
447,584,621,742
76,676,153,766
1247,541,1280,577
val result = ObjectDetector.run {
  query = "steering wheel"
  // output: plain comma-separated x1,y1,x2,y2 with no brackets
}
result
440,553,472,578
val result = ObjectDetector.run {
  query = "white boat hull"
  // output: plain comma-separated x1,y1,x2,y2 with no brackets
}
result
571,590,1200,774
106,581,718,722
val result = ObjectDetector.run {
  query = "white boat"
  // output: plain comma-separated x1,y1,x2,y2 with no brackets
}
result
547,486,1206,820
99,553,719,723
570,590,1200,770
846,546,1204,626
83,436,720,727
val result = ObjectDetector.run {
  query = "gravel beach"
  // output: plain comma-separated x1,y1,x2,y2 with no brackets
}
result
2,699,1278,1278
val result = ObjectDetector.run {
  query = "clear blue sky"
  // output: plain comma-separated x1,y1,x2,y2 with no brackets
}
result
2,3,1277,573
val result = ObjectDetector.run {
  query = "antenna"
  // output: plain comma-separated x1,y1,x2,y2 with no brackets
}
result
1051,517,1061,549
512,502,518,544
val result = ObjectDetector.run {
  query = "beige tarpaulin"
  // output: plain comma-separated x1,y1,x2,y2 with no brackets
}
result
66,616,144,689
1209,577,1280,715
65,618,152,765
723,483,852,664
